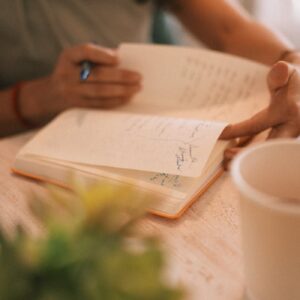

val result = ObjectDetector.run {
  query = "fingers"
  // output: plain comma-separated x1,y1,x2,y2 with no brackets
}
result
221,61,300,170
236,135,255,147
267,61,291,94
268,122,300,139
80,97,131,109
62,44,118,66
221,62,299,140
87,66,141,84
222,136,254,170
55,63,142,85
77,82,141,99
223,147,243,171
220,108,272,139
52,43,143,110
63,91,132,109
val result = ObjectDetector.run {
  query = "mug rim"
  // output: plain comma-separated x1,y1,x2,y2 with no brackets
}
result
231,139,300,214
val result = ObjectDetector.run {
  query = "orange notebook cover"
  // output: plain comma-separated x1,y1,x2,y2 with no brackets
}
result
12,163,224,219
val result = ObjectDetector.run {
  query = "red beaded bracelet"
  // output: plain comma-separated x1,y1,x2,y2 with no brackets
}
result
12,82,35,128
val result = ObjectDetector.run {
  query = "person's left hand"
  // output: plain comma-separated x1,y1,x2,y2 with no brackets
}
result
220,61,300,164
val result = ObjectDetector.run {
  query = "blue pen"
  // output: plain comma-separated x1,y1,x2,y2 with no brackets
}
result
80,61,92,81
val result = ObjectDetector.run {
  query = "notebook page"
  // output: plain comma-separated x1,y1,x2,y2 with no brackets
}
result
20,109,226,177
23,140,228,200
160,91,268,124
118,43,269,121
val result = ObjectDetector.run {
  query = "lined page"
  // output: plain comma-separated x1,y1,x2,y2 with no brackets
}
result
118,43,269,122
20,109,226,177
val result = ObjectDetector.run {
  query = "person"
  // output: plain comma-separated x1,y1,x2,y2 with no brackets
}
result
0,0,299,145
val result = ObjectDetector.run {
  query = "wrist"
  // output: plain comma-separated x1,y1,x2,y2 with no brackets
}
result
11,82,37,128
19,77,65,125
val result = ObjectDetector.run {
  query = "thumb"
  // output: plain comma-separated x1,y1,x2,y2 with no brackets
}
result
267,61,293,95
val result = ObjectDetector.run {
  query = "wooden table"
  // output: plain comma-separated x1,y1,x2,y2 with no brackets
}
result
0,132,245,300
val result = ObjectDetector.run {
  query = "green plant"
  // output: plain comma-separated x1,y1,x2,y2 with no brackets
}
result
0,182,183,300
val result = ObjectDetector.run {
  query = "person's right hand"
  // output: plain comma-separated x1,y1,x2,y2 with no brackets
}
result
220,61,300,165
20,43,142,123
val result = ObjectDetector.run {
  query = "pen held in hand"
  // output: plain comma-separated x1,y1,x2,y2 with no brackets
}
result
80,61,92,81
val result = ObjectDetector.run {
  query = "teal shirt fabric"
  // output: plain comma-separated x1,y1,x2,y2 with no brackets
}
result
0,0,154,88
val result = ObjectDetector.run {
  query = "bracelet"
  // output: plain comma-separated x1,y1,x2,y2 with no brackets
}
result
12,82,35,128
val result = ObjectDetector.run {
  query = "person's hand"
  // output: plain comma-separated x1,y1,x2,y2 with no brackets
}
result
20,43,142,123
220,61,300,163
51,43,142,109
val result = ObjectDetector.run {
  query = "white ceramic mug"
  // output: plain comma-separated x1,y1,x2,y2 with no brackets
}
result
231,140,300,300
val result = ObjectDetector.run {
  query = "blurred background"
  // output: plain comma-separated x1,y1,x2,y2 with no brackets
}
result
161,0,300,48
239,0,300,47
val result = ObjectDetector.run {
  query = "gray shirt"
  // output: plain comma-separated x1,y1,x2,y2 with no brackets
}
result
0,0,153,88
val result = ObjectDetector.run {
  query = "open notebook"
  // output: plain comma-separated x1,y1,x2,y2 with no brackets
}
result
13,44,269,219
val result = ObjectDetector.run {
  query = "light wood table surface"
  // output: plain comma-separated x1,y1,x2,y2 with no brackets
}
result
0,132,245,300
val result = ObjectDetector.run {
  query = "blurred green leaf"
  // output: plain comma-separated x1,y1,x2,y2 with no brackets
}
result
0,181,184,300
